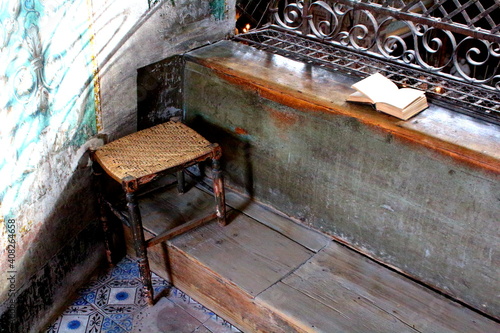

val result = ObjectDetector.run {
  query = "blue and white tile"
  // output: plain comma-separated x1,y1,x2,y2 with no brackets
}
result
49,311,106,333
111,258,141,281
84,279,142,308
151,271,171,296
100,316,127,333
48,256,242,332
58,316,92,333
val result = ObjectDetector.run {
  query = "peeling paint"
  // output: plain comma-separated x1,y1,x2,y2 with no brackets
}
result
0,0,97,220
209,0,226,20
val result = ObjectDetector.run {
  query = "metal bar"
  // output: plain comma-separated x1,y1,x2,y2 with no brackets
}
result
423,0,450,17
444,0,475,23
234,28,500,125
401,0,422,12
302,0,311,35
338,0,500,42
469,3,497,29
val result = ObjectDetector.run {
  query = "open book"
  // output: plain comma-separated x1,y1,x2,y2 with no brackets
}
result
347,73,428,120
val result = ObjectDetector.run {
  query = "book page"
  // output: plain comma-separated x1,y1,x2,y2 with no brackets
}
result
376,95,427,120
351,73,399,103
377,88,424,109
346,91,372,103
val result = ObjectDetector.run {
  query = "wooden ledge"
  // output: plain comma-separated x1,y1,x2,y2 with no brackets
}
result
185,40,500,174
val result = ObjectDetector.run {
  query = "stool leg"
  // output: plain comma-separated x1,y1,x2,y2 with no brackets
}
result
125,191,154,306
176,170,185,194
92,162,114,266
212,158,226,226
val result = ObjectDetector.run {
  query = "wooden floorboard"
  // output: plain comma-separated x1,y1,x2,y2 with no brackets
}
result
257,281,414,333
170,212,314,296
121,185,499,332
139,183,216,236
258,242,498,333
165,241,307,333
225,191,330,253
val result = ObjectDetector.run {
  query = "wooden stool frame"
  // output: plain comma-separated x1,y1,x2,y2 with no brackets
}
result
90,123,226,306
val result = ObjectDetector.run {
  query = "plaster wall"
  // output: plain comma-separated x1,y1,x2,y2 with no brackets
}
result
94,0,235,140
0,2,101,331
0,1,235,331
184,61,500,319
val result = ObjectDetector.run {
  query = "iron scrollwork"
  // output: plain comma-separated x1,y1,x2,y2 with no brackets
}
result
270,0,500,91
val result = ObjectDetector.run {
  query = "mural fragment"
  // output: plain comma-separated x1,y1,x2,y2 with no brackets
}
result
0,0,97,223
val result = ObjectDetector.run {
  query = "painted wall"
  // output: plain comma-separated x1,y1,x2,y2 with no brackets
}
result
0,1,98,235
93,0,235,140
0,1,103,332
0,0,235,331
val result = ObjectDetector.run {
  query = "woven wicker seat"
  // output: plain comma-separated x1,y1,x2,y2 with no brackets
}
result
94,122,214,182
91,121,226,306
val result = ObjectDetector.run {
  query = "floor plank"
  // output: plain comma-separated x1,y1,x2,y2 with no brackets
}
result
225,191,330,253
121,185,498,333
170,212,314,296
139,183,217,236
165,242,307,333
257,281,416,333
258,242,499,333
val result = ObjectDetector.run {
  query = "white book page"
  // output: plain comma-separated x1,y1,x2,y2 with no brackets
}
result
378,88,424,109
351,73,399,103
346,91,372,103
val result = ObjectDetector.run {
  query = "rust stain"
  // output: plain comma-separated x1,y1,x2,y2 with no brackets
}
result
234,127,248,135
264,105,299,130
203,63,500,175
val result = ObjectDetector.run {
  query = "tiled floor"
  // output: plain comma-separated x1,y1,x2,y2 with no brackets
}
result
46,257,242,333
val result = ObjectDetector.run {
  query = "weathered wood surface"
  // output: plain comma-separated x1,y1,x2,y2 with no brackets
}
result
121,185,498,332
123,186,315,332
185,40,500,172
225,190,330,253
123,224,304,333
258,242,499,333
138,182,217,236
166,241,307,333
170,212,314,296
184,41,500,318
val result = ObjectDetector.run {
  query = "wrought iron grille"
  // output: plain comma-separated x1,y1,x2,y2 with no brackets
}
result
234,0,500,124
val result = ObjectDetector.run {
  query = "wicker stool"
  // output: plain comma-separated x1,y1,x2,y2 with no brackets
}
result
90,121,226,305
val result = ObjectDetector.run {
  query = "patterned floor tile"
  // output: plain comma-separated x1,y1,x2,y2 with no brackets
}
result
50,311,106,333
83,279,143,308
100,316,127,333
48,256,242,333
152,272,171,297
111,259,141,281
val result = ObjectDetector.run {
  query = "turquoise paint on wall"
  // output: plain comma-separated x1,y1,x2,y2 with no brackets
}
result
210,0,226,20
0,0,97,219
